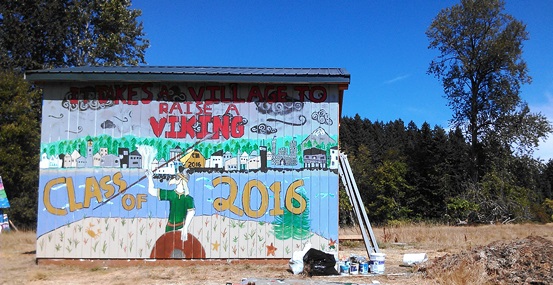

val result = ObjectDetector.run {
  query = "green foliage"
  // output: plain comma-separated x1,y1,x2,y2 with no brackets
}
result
478,168,534,222
0,71,41,227
426,0,552,181
339,115,553,225
544,199,553,221
446,197,479,221
405,123,452,219
0,0,67,70
0,0,149,71
367,158,413,224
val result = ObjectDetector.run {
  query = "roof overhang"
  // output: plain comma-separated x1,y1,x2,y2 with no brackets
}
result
25,66,351,85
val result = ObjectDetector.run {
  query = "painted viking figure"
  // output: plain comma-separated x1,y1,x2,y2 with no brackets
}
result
146,168,195,240
145,149,206,258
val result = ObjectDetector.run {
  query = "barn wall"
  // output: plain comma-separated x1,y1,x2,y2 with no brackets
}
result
37,82,340,259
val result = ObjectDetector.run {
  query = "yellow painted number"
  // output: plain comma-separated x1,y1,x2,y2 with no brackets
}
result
212,177,306,217
285,179,307,214
212,176,244,216
242,180,269,218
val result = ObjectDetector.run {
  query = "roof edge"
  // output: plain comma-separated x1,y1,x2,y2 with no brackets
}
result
25,66,351,85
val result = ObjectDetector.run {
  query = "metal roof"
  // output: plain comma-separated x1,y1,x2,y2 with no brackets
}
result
25,66,350,84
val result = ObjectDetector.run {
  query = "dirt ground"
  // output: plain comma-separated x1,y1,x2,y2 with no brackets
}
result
1,225,553,285
419,235,553,285
1,239,426,285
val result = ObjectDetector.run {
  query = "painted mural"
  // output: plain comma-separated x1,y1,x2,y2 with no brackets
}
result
37,83,340,259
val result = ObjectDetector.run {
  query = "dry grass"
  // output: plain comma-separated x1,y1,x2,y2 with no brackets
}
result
430,259,490,285
1,223,552,285
343,222,553,251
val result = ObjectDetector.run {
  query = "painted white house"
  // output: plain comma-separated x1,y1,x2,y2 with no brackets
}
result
206,150,224,169
93,153,102,167
330,146,339,170
224,157,238,171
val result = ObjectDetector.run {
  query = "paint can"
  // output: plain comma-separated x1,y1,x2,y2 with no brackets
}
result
402,253,428,266
339,262,350,275
359,261,369,274
349,262,359,275
369,252,386,274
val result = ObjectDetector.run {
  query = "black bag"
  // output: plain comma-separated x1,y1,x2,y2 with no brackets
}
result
302,248,339,276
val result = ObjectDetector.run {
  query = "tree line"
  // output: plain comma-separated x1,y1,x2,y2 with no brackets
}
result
338,116,553,225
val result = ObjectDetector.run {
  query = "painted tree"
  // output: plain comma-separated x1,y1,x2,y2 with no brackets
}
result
271,190,312,240
426,0,551,181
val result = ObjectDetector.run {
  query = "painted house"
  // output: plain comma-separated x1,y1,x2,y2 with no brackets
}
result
155,160,177,175
223,151,233,162
224,156,239,171
206,150,224,169
99,147,108,156
101,154,121,168
27,66,349,261
182,150,206,168
62,153,74,168
240,151,249,170
169,146,182,161
129,150,142,169
330,146,339,170
303,148,327,169
119,148,130,168
93,153,102,167
40,154,49,169
151,158,159,170
247,150,261,170
49,155,62,168
76,156,87,168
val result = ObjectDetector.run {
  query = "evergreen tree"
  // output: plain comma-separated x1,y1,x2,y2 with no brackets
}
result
405,123,447,220
0,71,41,227
542,160,553,200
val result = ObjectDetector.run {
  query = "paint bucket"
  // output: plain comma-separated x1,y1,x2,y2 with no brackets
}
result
339,262,350,275
402,253,428,266
369,252,386,274
359,261,369,274
349,262,359,275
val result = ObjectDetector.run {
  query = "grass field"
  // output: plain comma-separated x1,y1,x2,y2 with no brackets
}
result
1,223,552,284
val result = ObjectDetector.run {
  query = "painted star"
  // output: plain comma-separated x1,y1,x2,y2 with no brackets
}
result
266,242,277,256
329,238,336,249
212,240,220,251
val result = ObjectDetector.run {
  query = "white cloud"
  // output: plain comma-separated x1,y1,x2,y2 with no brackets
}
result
384,74,410,84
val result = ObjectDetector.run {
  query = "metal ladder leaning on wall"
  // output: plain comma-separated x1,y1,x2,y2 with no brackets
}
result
338,152,380,255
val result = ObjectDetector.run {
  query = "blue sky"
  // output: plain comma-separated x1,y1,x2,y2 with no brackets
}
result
131,0,553,161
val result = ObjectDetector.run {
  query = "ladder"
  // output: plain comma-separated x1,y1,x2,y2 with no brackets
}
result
338,152,380,255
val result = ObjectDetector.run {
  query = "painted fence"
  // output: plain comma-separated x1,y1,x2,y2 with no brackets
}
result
35,75,344,259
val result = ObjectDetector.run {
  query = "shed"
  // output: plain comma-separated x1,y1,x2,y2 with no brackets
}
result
26,66,349,260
